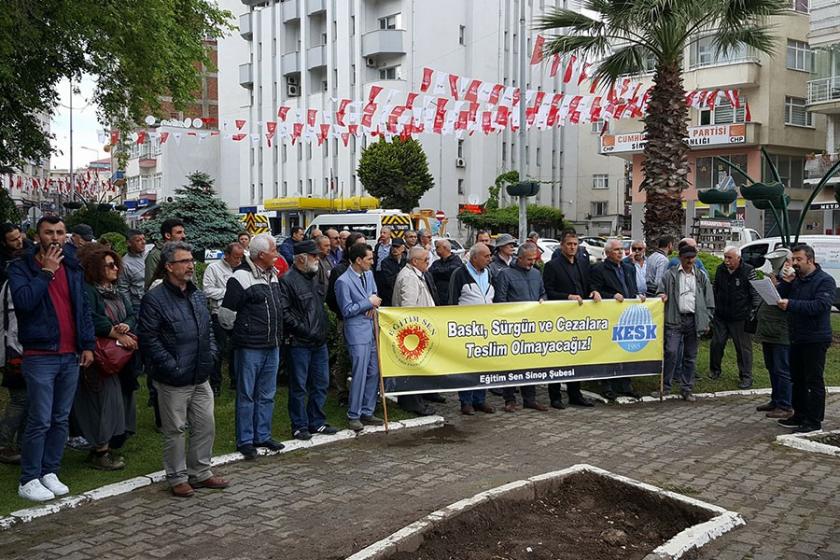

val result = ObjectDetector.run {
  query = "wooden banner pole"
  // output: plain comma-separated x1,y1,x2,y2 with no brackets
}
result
374,310,390,433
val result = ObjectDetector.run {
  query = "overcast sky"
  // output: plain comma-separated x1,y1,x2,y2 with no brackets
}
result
50,75,105,171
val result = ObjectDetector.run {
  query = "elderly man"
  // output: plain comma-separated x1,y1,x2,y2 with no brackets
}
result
145,219,186,290
429,239,462,306
373,227,392,272
138,241,227,497
709,246,760,389
624,240,648,298
418,229,434,265
450,242,496,415
403,230,419,250
591,238,645,400
203,242,245,395
668,238,707,274
489,233,516,278
281,240,339,440
376,238,407,307
392,246,438,416
280,226,304,266
777,244,837,433
338,230,351,251
69,224,94,249
646,236,673,294
325,228,343,267
542,231,600,409
494,243,549,413
117,229,146,315
656,244,715,402
335,243,384,431
315,235,333,290
220,233,285,460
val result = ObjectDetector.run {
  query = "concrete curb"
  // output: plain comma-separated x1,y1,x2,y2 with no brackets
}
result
346,463,744,560
776,429,840,457
0,415,444,531
582,386,840,405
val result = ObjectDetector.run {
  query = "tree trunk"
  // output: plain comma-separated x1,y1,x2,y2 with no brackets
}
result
640,62,690,244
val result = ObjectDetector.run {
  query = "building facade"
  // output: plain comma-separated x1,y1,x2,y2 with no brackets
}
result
217,0,627,237
600,4,826,241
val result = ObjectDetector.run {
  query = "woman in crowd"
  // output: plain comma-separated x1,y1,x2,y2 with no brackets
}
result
73,248,139,470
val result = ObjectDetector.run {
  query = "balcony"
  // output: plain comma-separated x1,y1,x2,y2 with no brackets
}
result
806,153,840,181
282,0,300,23
239,63,253,88
361,29,406,58
281,51,300,76
307,0,326,15
307,45,326,69
807,76,840,113
685,57,761,90
241,0,267,5
239,13,252,40
138,158,157,169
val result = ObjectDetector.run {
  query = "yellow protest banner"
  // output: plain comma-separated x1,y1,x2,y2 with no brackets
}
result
377,299,664,395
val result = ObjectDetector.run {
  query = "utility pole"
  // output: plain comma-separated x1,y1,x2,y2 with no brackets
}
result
69,81,74,200
517,0,528,242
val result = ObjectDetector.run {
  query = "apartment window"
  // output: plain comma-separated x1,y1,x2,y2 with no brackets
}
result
351,64,356,85
591,201,609,216
282,144,287,163
308,178,313,194
322,80,328,91
379,66,402,80
457,179,464,195
153,173,163,192
591,119,606,134
297,143,302,160
689,36,752,69
273,181,279,198
764,154,805,189
457,139,464,158
307,144,312,160
283,180,288,195
789,0,808,12
501,141,507,161
379,13,401,30
321,32,328,45
525,144,530,165
250,184,255,201
592,174,609,190
699,96,746,125
536,147,541,166
784,96,813,127
696,155,748,192
298,179,303,194
350,16,355,35
153,138,162,155
459,25,466,46
786,40,814,72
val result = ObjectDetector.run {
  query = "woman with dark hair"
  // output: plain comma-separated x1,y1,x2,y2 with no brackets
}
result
73,248,139,470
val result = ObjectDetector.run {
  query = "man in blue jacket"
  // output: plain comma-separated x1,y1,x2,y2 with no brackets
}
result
777,244,837,434
8,216,95,502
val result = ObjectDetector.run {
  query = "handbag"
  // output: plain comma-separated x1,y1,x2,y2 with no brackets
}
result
744,302,761,334
94,335,136,376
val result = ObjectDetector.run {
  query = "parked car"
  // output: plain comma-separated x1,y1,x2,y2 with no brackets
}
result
579,236,606,263
536,238,561,261
432,236,466,262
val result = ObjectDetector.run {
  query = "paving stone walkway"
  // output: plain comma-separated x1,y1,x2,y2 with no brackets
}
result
1,391,839,560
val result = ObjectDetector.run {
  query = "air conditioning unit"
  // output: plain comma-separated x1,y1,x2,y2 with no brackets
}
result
287,84,300,97
365,57,377,68
287,75,299,86
455,157,466,168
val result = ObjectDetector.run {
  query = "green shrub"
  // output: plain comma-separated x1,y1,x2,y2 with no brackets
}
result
98,232,127,256
194,261,208,289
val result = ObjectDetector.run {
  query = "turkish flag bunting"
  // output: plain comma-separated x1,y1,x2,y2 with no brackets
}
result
278,107,290,121
136,131,146,145
235,119,246,130
550,55,562,78
464,80,481,103
368,85,383,103
421,67,434,92
267,122,277,134
448,74,460,99
530,35,545,65
489,84,504,105
160,132,170,144
405,92,419,108
232,133,246,141
563,55,577,83
110,130,120,145
307,109,318,127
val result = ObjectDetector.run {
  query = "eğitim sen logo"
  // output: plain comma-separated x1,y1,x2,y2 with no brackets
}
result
612,304,657,353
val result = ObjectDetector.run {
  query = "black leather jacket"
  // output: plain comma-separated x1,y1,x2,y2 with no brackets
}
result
280,266,328,347
138,280,217,387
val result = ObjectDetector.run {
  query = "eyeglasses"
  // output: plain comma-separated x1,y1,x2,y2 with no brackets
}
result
632,247,645,251
170,258,195,265
104,262,119,270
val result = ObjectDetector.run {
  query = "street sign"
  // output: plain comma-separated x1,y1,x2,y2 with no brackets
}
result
435,210,446,221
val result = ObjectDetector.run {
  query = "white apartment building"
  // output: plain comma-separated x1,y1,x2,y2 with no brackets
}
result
217,0,627,236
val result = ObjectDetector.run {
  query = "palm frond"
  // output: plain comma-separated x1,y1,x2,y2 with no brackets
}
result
542,35,610,58
591,45,656,90
533,8,603,35
720,0,789,25
712,26,779,57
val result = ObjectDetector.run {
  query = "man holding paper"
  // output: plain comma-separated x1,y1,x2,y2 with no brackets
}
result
777,244,837,434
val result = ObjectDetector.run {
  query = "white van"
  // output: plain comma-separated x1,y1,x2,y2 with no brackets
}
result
740,235,840,304
303,210,412,242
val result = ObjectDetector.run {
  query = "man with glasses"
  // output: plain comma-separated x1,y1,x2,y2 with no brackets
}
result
624,241,648,300
219,234,285,460
324,228,343,267
138,241,228,497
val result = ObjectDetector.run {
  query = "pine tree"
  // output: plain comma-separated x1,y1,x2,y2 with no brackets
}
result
357,137,434,212
140,171,242,254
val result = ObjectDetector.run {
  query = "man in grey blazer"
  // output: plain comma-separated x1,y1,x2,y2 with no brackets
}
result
334,243,384,432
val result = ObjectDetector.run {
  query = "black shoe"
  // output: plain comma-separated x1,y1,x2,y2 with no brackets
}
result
708,372,721,380
603,390,618,401
569,397,595,408
550,399,567,410
738,379,753,390
423,394,446,404
777,417,802,429
293,429,312,441
756,402,775,412
417,406,436,417
794,424,822,434
238,444,258,460
255,439,285,451
312,425,339,435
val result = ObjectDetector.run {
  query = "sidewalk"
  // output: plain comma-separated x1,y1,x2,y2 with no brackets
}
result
1,391,838,560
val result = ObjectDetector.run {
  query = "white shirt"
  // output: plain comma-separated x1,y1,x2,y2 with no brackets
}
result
678,266,697,314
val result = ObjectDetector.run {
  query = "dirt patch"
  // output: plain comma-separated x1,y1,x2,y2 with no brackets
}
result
388,471,713,560
810,432,840,448
383,423,474,448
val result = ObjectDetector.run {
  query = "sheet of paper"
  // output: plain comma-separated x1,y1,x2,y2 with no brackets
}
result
750,278,781,305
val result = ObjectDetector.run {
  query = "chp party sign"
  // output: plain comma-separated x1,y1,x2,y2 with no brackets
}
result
377,300,664,395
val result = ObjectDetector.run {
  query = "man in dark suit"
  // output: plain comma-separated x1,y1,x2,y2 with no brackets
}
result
542,231,600,409
375,238,406,307
591,238,646,400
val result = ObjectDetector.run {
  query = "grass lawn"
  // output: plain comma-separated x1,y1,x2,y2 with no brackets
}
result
0,375,413,517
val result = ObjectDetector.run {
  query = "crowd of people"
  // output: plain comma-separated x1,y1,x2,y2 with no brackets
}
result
0,215,833,503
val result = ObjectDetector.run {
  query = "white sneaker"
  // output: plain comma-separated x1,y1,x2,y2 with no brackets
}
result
40,473,69,496
18,479,55,502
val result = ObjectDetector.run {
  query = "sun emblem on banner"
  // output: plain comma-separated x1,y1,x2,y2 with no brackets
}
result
388,316,437,368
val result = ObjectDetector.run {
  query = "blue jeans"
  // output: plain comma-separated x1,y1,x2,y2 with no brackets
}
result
347,343,379,420
763,343,792,410
288,345,329,433
663,315,699,393
458,389,486,407
20,353,79,484
234,347,280,447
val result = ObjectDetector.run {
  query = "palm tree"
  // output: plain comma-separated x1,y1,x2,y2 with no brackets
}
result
536,0,787,242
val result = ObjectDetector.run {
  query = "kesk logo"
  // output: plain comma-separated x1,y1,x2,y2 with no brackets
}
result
612,304,657,353
389,315,437,367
